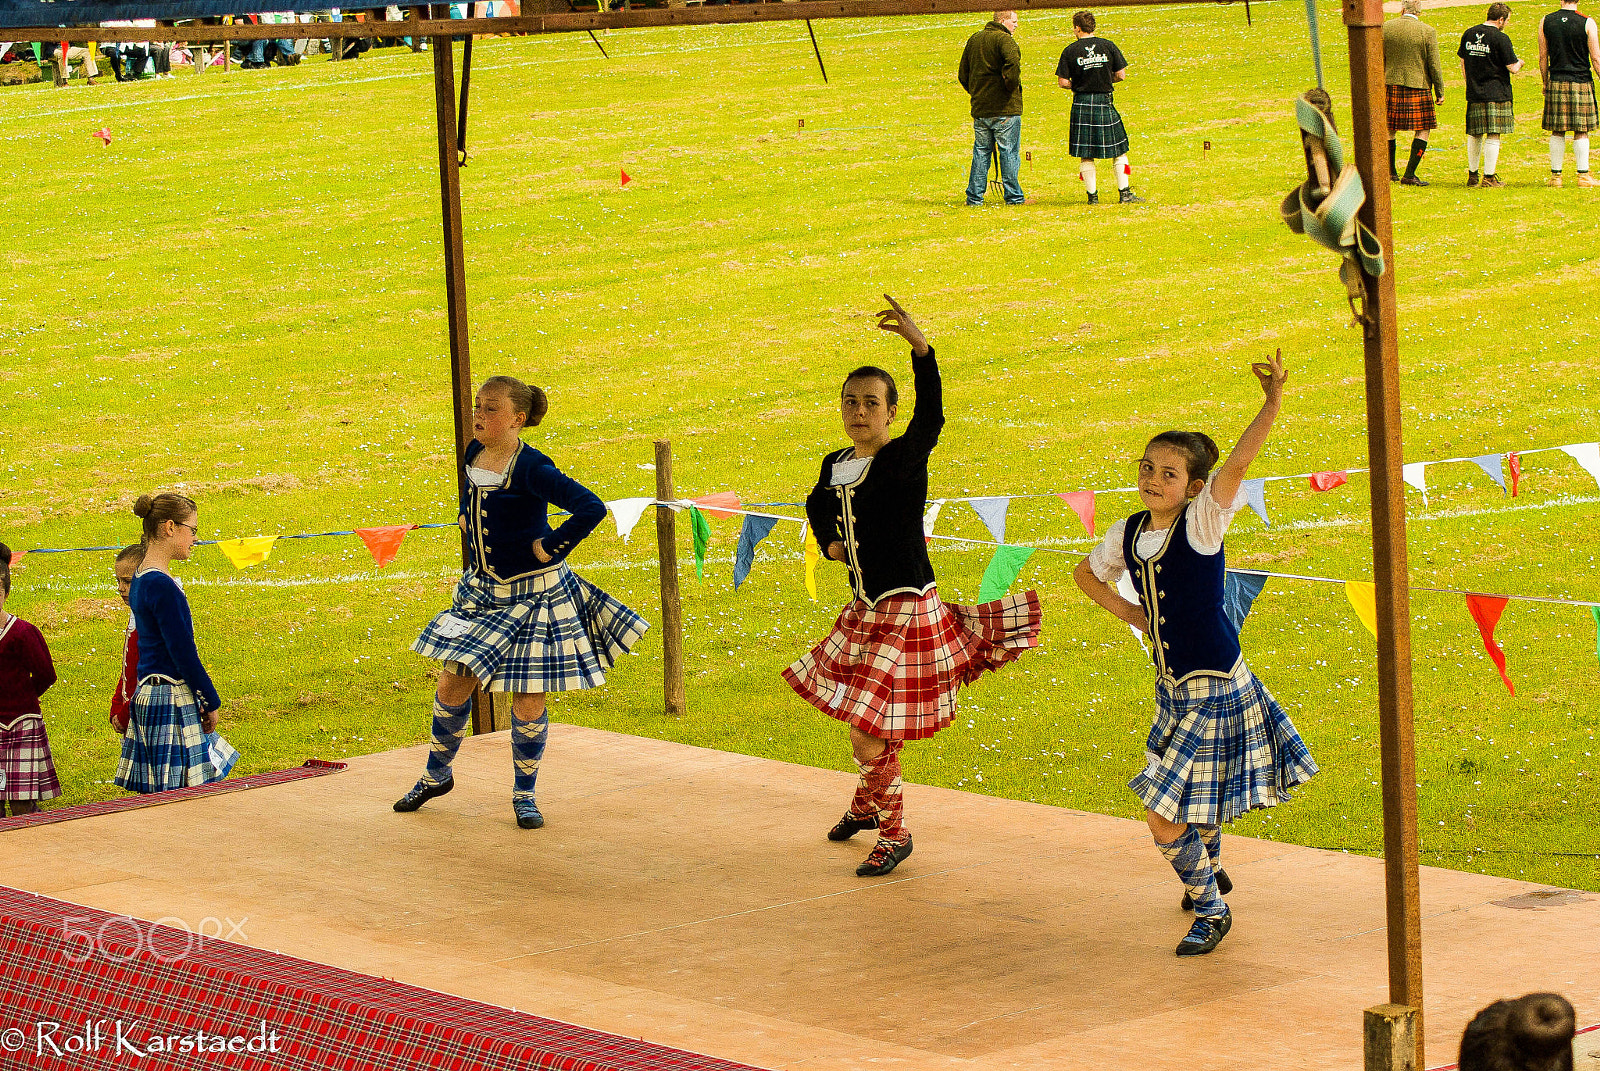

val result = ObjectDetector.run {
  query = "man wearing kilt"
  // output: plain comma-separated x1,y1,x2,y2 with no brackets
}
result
1056,10,1144,204
1459,4,1524,188
398,376,648,830
784,297,1041,878
1384,0,1446,186
1538,0,1600,186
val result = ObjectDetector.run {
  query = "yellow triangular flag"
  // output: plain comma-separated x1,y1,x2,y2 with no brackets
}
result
1345,580,1377,637
804,537,819,602
217,535,279,570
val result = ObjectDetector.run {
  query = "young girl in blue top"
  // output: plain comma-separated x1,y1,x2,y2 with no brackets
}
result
399,375,649,829
1073,353,1317,956
116,493,239,794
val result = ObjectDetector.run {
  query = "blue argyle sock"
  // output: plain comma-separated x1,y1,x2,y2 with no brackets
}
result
1158,827,1226,918
422,693,471,786
511,709,548,804
1196,825,1221,869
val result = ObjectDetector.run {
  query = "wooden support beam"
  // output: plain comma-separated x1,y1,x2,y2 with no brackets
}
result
654,440,687,717
1343,0,1424,1068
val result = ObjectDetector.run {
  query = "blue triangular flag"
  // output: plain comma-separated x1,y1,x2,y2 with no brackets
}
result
1471,453,1507,493
1222,570,1269,634
1239,479,1270,527
968,497,1010,544
732,514,779,590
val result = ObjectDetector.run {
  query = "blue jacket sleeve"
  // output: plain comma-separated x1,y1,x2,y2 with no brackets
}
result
526,455,607,560
151,576,221,711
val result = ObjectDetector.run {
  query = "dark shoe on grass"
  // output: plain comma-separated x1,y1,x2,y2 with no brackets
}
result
856,836,913,877
1480,174,1505,188
1181,868,1233,911
1400,175,1429,186
1086,191,1100,205
1176,910,1232,956
1119,188,1146,204
828,812,878,841
394,777,453,812
1467,170,1480,187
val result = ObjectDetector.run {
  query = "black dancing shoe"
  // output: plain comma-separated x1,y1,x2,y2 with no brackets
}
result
1176,910,1232,956
1180,868,1233,911
393,777,453,812
827,812,879,841
856,835,913,877
513,800,545,829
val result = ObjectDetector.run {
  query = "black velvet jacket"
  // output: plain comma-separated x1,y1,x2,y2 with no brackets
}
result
805,347,945,605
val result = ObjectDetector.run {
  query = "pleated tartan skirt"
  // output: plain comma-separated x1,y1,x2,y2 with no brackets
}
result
782,588,1041,741
115,681,239,795
1068,93,1131,159
1542,80,1599,133
0,716,61,801
1386,85,1438,133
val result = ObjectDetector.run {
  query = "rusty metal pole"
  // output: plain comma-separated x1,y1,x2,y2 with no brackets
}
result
1343,0,1424,1066
432,18,487,734
654,441,687,716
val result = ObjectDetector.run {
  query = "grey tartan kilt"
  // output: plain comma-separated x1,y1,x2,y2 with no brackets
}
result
1069,92,1131,160
1466,100,1516,136
1129,659,1319,825
1542,80,1599,133
413,564,649,693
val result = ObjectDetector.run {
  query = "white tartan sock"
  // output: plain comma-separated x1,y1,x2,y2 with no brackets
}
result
1551,135,1566,173
1114,154,1131,190
1079,159,1097,194
1577,135,1591,172
1466,135,1482,172
1483,136,1501,175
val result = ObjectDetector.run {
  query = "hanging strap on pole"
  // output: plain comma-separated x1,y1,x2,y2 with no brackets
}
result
806,19,828,83
1305,0,1325,90
457,34,473,167
1280,91,1385,326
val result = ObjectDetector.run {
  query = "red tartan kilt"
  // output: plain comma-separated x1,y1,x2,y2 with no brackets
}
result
782,588,1041,741
1386,85,1437,133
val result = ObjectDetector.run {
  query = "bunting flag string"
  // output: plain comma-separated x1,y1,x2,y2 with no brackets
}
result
1471,454,1506,494
1465,594,1514,695
608,497,655,542
1560,443,1600,490
1239,478,1270,526
354,525,416,569
1508,452,1522,497
691,492,743,521
1309,470,1348,492
804,534,819,602
1344,580,1378,638
1402,462,1429,505
1222,571,1268,633
923,501,943,543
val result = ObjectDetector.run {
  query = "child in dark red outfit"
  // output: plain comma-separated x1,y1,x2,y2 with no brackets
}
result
784,297,1042,877
0,544,61,815
110,544,144,734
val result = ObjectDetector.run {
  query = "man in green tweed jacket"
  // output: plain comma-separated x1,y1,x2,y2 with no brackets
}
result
1384,0,1446,185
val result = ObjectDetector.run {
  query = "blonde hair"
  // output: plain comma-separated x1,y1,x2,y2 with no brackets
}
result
1401,0,1423,14
481,375,549,429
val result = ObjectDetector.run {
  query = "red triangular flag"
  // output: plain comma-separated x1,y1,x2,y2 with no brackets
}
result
355,524,416,568
1056,491,1095,537
7,549,25,569
690,492,741,521
1507,452,1521,498
1308,471,1348,492
1465,594,1514,695
620,169,631,186
92,127,111,146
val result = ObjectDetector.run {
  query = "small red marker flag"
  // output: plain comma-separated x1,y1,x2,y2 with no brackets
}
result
92,128,111,146
1507,452,1521,497
620,169,631,186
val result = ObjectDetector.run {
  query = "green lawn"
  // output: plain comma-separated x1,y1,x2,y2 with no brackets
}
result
2,3,1597,889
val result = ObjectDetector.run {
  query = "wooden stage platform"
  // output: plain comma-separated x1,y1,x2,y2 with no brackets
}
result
2,724,1595,1070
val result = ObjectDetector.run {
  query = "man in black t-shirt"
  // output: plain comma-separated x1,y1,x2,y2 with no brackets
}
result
1055,10,1143,204
1538,0,1600,185
1459,3,1524,187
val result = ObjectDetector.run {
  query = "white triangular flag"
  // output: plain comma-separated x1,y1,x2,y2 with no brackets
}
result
923,500,943,539
1470,454,1506,492
608,498,655,542
1239,478,1270,527
1402,462,1428,504
968,497,1009,544
1561,443,1600,490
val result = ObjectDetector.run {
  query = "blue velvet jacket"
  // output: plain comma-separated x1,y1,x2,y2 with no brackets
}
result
128,570,222,711
1122,504,1244,686
461,439,607,583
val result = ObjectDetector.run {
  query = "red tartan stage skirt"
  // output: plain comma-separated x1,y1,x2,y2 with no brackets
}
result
782,588,1042,741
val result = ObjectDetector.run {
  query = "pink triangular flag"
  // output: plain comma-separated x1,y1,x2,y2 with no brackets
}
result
1056,491,1095,536
92,128,111,146
355,525,416,568
1308,471,1348,492
7,549,25,569
1465,594,1514,695
620,169,631,186
691,492,741,521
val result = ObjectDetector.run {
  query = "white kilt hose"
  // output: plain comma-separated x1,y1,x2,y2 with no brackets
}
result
413,564,648,693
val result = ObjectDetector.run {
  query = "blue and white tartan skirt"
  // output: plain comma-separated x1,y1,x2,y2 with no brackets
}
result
115,680,240,795
413,564,649,693
1129,660,1318,825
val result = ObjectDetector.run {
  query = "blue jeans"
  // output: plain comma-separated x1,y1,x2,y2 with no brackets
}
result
249,38,297,64
966,115,1024,205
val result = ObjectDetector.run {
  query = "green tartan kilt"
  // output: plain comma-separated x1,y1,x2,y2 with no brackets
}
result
1542,81,1599,133
1465,100,1515,136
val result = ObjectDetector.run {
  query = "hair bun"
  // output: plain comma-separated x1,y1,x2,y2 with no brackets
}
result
133,495,155,518
1510,994,1575,1057
0,542,11,567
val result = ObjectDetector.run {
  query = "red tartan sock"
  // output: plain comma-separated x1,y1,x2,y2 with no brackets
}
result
847,760,877,819
863,742,906,842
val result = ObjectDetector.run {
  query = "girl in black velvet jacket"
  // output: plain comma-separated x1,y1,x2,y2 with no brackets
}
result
782,296,1042,878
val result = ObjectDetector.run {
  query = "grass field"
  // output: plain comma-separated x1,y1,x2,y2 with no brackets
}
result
3,1,1597,890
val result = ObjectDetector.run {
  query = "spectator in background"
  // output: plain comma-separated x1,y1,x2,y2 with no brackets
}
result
1459,3,1524,188
1057,10,1144,204
41,39,101,85
1538,0,1600,186
958,11,1027,207
1384,0,1446,185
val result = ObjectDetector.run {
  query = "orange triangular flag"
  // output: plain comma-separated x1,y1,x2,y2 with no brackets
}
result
355,525,416,568
691,492,742,521
620,169,631,186
92,127,111,146
1056,491,1095,536
1465,594,1514,695
8,549,25,569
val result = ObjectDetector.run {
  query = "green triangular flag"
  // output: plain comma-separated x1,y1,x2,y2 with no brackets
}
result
978,544,1035,603
689,505,711,580
1592,606,1600,668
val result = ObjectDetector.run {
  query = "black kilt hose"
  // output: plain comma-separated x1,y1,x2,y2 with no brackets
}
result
1069,92,1131,159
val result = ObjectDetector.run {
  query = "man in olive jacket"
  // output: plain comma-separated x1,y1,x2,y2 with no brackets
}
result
959,11,1027,205
1383,0,1446,184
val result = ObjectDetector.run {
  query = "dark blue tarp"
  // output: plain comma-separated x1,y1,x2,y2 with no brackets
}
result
1,2,324,29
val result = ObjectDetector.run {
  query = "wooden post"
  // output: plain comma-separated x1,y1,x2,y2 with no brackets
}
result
1344,1,1424,1067
1364,1005,1418,1071
654,440,687,716
55,40,67,85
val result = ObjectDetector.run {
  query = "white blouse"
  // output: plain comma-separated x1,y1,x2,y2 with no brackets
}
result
1087,477,1247,583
